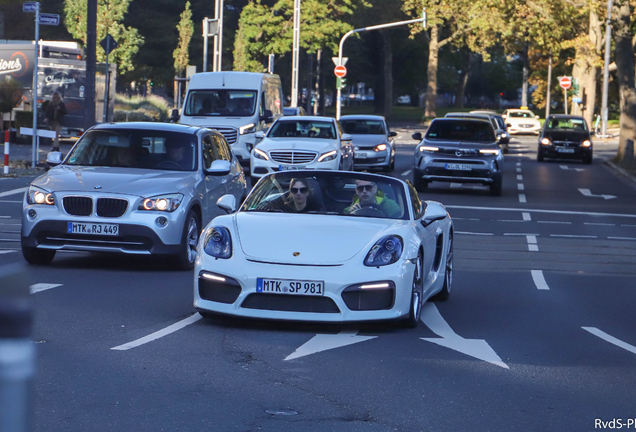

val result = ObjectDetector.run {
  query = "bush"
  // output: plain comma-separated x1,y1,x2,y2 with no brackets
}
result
114,93,173,122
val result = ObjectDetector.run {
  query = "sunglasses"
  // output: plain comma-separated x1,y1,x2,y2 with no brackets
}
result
356,184,375,192
291,187,309,194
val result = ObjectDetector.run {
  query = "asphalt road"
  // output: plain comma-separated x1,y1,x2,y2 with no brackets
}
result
1,133,635,431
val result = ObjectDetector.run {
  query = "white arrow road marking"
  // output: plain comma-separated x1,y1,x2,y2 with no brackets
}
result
560,165,585,172
111,313,202,351
0,187,27,198
582,327,636,355
579,188,616,200
531,270,549,290
401,169,412,176
285,330,377,361
30,283,62,294
420,303,509,369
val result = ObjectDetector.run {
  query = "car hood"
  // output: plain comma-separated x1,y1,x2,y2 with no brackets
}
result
234,212,403,265
424,139,499,149
543,130,589,141
349,135,387,147
32,165,197,197
255,138,337,153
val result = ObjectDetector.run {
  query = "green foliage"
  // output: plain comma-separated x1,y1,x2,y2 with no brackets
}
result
64,0,145,74
114,93,172,122
173,2,194,78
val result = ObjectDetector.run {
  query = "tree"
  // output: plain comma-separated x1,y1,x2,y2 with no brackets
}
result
64,0,144,74
173,1,194,78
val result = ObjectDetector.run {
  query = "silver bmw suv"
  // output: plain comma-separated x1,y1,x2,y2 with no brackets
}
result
21,122,247,269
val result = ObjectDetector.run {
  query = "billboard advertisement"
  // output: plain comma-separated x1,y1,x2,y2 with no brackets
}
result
0,44,36,89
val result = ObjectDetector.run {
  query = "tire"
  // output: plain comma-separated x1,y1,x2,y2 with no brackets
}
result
503,145,509,154
403,252,424,328
431,235,453,301
489,180,502,196
22,245,56,265
537,151,544,162
412,171,428,191
584,154,593,164
174,209,200,271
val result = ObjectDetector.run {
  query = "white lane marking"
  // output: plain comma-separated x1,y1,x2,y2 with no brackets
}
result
0,200,21,204
517,175,523,181
285,330,377,361
421,303,509,369
531,270,549,290
401,169,412,176
504,233,540,236
579,188,616,200
30,283,62,294
519,194,526,203
538,221,572,224
560,165,585,172
584,222,615,226
526,235,538,251
516,162,521,166
0,216,10,219
522,212,531,221
0,187,27,198
550,234,597,238
111,313,203,351
0,239,20,242
499,219,525,223
445,205,636,219
608,236,636,240
0,250,16,255
517,183,525,190
516,167,521,173
452,217,480,221
621,224,636,227
456,231,493,236
582,327,636,355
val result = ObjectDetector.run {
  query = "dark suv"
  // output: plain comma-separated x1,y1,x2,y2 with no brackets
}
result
445,112,509,153
412,118,505,196
538,115,593,164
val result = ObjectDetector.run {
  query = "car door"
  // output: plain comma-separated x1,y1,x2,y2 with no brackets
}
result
216,134,247,204
408,182,437,295
201,133,231,224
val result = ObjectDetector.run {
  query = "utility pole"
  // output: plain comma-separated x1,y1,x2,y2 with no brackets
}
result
290,0,301,107
213,0,224,71
601,0,613,138
545,50,552,119
86,0,96,129
521,41,529,108
30,2,39,168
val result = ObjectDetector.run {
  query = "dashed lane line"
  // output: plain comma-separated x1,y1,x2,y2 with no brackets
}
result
583,327,636,356
550,234,597,239
30,283,63,294
531,270,550,290
0,188,27,198
526,235,538,251
456,231,493,236
111,313,202,351
401,169,412,176
519,194,527,203
444,205,636,219
522,212,531,221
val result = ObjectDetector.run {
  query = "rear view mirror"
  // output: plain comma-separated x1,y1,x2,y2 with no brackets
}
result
217,194,237,214
341,133,352,141
205,159,231,176
46,151,63,166
412,132,422,141
535,115,540,119
255,131,265,140
389,131,398,137
260,109,273,122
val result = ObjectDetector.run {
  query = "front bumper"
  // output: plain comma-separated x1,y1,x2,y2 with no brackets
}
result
508,125,541,135
250,156,340,179
414,153,503,184
354,148,390,169
539,145,592,160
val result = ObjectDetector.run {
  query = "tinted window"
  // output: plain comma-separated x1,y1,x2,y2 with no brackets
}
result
268,120,336,139
546,118,588,131
425,120,496,142
184,90,256,116
509,111,535,118
202,134,232,169
340,119,386,135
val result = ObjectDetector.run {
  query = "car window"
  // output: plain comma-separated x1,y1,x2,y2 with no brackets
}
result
241,171,408,219
509,111,535,118
268,120,336,139
425,120,496,142
407,181,423,219
202,134,232,169
546,118,588,131
184,90,256,117
340,119,386,135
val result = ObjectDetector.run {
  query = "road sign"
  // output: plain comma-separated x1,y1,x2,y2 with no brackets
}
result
39,13,60,25
332,57,348,67
100,34,118,54
23,2,39,12
334,65,347,78
559,76,572,90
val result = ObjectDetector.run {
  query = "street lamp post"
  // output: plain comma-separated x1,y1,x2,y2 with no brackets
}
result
290,0,300,107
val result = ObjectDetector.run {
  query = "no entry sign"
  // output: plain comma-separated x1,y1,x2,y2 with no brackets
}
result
559,76,572,90
334,65,347,78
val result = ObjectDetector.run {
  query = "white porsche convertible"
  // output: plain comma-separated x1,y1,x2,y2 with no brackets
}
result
194,171,453,327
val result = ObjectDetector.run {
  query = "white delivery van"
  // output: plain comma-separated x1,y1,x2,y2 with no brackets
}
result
175,72,283,167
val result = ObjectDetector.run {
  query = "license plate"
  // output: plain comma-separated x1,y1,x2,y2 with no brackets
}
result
445,163,472,171
256,278,324,296
67,222,119,236
557,148,575,153
279,165,307,171
355,153,368,159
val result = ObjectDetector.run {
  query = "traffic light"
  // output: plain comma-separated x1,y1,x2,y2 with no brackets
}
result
337,77,346,90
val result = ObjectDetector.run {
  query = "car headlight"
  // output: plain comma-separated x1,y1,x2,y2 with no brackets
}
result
26,186,55,205
364,235,403,267
253,148,269,161
581,140,592,147
239,123,256,135
418,145,439,152
479,149,500,155
541,138,551,145
374,143,387,152
318,150,337,162
203,227,232,259
138,193,183,212
501,133,508,138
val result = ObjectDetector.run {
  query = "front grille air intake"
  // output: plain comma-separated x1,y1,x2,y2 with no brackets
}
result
63,196,93,216
211,127,238,144
269,151,317,164
97,198,128,218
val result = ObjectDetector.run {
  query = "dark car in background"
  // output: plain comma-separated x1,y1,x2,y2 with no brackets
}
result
538,115,593,164
339,115,397,172
412,118,504,195
445,112,509,153
470,110,510,147
283,106,307,116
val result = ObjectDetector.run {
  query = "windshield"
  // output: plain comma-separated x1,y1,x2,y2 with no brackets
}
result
546,117,588,131
65,129,198,171
508,111,535,118
241,171,408,220
268,120,336,139
425,120,496,142
184,90,256,117
340,119,386,135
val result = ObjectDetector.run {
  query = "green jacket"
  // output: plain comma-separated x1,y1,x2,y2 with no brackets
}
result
344,190,402,218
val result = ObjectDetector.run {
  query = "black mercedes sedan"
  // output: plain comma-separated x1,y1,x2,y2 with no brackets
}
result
537,115,593,164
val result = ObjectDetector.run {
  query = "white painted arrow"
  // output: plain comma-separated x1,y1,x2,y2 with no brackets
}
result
30,283,63,294
560,165,585,172
579,188,616,200
420,303,509,369
285,330,377,361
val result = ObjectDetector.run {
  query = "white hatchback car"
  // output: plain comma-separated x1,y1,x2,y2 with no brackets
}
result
502,109,542,135
250,116,354,179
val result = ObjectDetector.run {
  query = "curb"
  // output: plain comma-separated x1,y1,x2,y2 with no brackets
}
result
604,160,636,185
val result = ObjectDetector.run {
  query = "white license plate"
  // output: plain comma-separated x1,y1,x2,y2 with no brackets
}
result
256,278,324,296
557,148,575,153
279,165,307,171
355,153,368,159
445,163,472,171
67,222,119,236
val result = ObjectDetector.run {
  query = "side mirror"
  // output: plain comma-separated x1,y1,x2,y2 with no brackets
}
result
502,114,507,119
260,109,273,122
535,115,540,119
341,133,352,141
412,132,422,141
46,151,63,166
255,131,265,140
421,201,447,227
389,131,398,137
171,109,180,123
216,194,237,214
205,159,231,176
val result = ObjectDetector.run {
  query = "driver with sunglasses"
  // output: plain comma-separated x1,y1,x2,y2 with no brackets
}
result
344,179,401,217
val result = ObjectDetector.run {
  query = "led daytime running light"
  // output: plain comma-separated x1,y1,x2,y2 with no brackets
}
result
318,150,337,162
419,146,439,152
253,148,269,161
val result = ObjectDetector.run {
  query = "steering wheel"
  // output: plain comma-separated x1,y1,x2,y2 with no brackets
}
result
350,204,387,217
155,160,182,170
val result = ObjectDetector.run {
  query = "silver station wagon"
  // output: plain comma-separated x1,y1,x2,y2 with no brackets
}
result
21,122,247,269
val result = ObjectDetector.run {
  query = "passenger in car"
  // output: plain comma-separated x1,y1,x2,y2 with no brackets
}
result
343,180,401,217
115,147,137,167
283,178,324,213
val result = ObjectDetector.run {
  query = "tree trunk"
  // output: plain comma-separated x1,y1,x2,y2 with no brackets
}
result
455,51,472,108
577,9,603,127
382,31,393,118
425,26,440,118
613,0,636,164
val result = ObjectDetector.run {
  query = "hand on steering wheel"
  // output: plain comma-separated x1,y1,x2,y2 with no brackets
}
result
350,203,386,217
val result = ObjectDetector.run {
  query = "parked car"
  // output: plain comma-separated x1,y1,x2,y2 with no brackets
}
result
470,110,510,147
502,109,542,135
194,170,453,327
412,118,504,195
537,115,593,164
445,112,509,153
21,122,248,269
250,116,355,179
283,106,307,116
339,114,397,172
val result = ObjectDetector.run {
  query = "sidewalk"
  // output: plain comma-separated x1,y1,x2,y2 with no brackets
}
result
1,139,76,177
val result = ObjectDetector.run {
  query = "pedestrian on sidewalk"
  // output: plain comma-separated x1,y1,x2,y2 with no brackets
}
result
43,92,67,151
